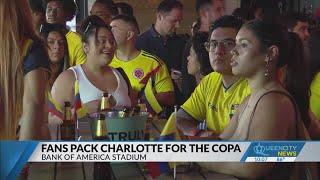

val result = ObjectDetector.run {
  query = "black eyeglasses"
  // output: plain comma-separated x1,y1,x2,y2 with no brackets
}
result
204,39,236,52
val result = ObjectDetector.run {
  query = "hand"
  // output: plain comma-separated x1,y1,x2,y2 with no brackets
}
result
170,69,182,80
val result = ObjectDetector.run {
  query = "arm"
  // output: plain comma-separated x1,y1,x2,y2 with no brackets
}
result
155,92,175,106
176,109,220,140
154,63,176,106
19,69,50,140
51,70,76,116
198,93,296,179
175,109,199,136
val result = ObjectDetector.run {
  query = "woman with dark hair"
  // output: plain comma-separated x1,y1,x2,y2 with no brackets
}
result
197,20,315,179
40,23,69,88
51,15,132,121
187,32,212,84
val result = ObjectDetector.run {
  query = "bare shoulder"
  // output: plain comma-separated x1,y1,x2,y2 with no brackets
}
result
51,70,76,103
249,92,296,140
258,92,295,111
55,69,76,84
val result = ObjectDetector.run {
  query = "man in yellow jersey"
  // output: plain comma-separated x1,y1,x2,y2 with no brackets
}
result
44,0,86,66
109,15,175,108
176,16,250,137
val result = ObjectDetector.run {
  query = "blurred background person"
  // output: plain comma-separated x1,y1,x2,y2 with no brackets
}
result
28,0,46,35
285,12,310,43
187,32,212,84
211,0,225,22
232,7,255,22
116,2,134,16
90,0,119,25
0,0,50,140
44,0,86,66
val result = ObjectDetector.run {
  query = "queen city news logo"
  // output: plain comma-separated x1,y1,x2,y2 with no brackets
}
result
252,142,298,157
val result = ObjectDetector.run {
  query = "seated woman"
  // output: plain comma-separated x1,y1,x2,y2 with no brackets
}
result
181,20,312,179
40,23,69,88
187,32,212,84
51,15,132,121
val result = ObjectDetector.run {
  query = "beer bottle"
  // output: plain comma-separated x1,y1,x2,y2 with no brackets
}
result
60,102,75,140
100,92,111,111
93,113,112,180
93,114,108,140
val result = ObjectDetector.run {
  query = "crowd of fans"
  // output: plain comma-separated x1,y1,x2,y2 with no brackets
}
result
1,0,320,179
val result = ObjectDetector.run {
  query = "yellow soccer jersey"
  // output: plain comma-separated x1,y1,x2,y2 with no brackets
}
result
66,31,86,66
310,72,320,120
110,50,174,93
181,72,250,133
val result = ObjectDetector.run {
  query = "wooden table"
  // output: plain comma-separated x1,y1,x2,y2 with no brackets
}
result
26,119,238,180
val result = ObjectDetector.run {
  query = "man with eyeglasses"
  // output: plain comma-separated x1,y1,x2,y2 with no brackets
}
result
109,15,175,110
44,0,86,66
176,16,250,138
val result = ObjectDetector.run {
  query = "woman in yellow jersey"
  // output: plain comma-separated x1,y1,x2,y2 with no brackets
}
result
0,0,50,140
198,21,315,179
40,23,69,88
51,16,132,121
187,32,212,84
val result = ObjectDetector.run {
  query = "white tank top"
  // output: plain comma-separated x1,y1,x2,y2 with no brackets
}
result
69,65,131,109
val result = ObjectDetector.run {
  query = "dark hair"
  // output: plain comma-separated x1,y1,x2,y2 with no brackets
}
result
308,29,320,83
195,0,211,14
116,2,133,16
232,8,254,22
285,12,309,30
39,23,69,73
157,0,183,14
209,15,243,37
191,32,212,76
80,15,112,43
191,18,201,35
29,0,45,14
43,0,77,21
252,0,280,22
93,0,119,16
243,20,310,127
111,14,140,34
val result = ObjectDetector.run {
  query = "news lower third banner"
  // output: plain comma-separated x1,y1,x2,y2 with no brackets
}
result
1,141,320,179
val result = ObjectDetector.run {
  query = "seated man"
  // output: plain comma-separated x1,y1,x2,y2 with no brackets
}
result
109,15,175,113
176,16,250,137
